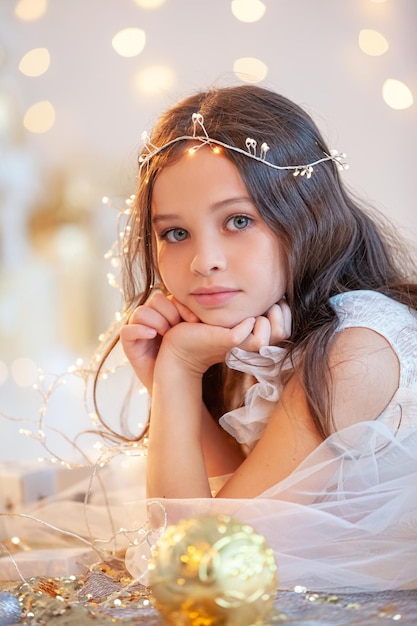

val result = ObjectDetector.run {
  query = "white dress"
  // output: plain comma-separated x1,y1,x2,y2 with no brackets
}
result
144,290,417,591
11,291,417,592
220,290,417,447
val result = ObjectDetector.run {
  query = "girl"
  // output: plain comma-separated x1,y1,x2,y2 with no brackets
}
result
102,85,417,589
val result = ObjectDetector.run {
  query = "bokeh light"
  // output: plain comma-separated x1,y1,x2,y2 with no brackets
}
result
23,100,55,133
133,0,166,7
11,358,38,387
19,47,51,77
233,57,268,83
133,65,175,95
358,29,389,56
53,225,90,262
231,0,266,23
0,361,8,385
382,79,413,110
0,94,10,135
112,28,146,58
15,0,47,21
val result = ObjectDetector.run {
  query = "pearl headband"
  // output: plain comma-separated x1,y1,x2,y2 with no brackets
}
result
138,113,348,179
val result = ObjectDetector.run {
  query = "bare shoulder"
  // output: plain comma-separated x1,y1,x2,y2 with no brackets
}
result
328,326,400,430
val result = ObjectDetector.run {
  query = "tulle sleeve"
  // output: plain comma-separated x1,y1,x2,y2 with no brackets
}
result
219,345,288,448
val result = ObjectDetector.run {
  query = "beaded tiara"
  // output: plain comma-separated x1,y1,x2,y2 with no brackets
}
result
138,113,348,179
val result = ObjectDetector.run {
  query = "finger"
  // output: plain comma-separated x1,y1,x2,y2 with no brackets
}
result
234,315,271,353
129,295,182,335
168,296,201,323
128,306,172,338
228,317,256,346
267,300,292,343
146,292,183,326
120,323,157,344
279,298,292,338
251,316,272,346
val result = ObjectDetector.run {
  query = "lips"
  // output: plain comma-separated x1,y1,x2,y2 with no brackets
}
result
190,287,241,307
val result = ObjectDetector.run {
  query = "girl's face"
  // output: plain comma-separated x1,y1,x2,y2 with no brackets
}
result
151,146,288,328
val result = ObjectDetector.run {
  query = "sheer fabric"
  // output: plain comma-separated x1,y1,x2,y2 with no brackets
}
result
8,291,417,592
220,290,417,446
130,291,417,590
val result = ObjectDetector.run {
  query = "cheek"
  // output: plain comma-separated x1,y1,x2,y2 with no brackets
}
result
155,248,167,286
270,242,288,286
157,256,182,296
157,243,190,284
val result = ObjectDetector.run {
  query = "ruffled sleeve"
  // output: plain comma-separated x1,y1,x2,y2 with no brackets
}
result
219,345,288,448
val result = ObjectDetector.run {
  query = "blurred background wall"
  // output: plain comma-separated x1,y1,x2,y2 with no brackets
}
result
0,0,416,461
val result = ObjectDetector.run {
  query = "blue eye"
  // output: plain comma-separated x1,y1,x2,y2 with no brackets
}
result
227,215,252,230
163,228,189,242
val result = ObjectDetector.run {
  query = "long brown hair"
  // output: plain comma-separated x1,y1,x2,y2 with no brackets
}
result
96,84,417,439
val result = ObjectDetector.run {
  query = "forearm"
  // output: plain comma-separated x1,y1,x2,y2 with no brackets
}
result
146,354,212,499
201,405,246,476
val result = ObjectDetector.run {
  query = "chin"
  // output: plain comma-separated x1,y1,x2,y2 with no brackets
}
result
198,311,249,329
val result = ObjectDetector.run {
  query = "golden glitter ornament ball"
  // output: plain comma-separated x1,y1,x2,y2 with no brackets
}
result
148,514,278,626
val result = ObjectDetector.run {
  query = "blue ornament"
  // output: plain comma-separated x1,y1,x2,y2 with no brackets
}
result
0,592,21,626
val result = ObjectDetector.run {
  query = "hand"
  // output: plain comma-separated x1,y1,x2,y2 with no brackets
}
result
120,292,199,392
157,316,257,377
237,298,292,353
149,297,291,379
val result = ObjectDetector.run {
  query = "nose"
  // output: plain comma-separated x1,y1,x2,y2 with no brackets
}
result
190,238,227,276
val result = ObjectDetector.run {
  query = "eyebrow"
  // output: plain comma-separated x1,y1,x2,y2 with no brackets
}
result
151,196,254,225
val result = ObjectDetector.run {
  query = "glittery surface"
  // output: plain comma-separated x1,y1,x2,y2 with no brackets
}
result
1,569,417,625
